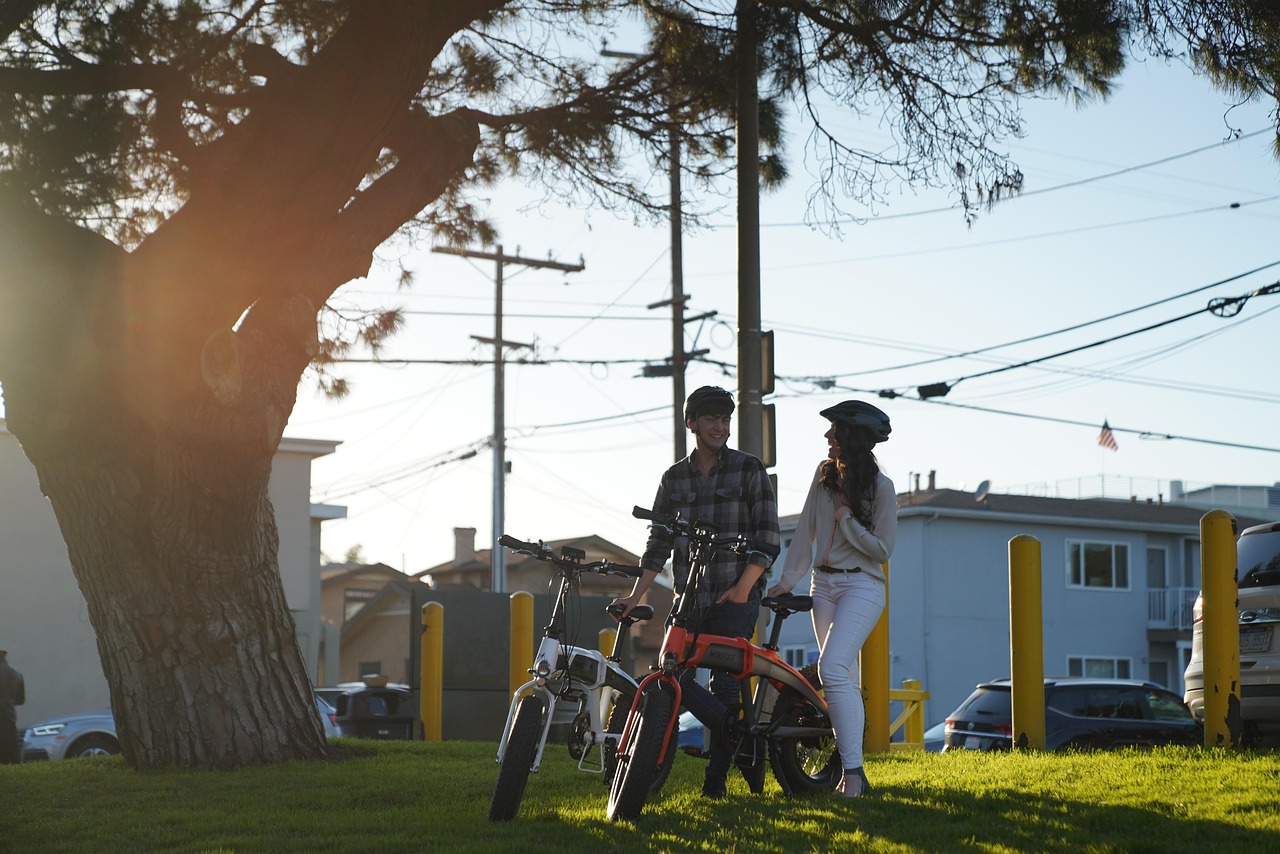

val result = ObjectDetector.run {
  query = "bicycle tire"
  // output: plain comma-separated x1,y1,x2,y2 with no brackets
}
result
606,682,675,822
768,689,840,795
604,686,676,794
488,694,546,821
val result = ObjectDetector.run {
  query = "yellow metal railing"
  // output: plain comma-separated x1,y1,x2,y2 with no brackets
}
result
887,678,930,751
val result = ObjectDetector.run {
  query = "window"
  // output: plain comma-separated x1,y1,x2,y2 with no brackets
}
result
358,660,382,678
1066,540,1129,589
1147,689,1193,722
1051,685,1145,719
1066,656,1131,679
1182,539,1201,589
782,647,810,669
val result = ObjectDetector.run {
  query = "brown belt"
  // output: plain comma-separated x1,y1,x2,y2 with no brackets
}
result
816,565,861,574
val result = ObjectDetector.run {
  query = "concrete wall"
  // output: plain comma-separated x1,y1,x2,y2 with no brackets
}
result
0,426,108,725
0,422,339,726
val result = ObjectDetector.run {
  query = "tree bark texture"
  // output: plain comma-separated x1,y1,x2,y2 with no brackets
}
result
0,2,485,769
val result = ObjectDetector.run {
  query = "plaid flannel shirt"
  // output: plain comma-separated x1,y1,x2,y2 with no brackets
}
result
640,446,780,601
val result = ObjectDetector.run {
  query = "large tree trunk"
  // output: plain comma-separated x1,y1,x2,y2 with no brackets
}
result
0,2,485,770
0,222,329,768
32,430,326,769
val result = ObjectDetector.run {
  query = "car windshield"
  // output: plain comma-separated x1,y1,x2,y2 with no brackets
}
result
1239,529,1280,588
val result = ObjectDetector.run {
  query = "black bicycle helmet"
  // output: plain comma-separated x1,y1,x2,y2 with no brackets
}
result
820,400,892,443
685,385,735,422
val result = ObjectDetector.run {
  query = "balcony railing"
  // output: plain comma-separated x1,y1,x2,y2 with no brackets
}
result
1148,587,1198,631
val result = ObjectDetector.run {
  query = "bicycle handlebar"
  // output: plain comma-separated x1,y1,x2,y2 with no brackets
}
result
632,505,779,561
499,533,643,578
498,534,542,554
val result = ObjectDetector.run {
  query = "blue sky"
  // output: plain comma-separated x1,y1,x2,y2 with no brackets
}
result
288,57,1280,572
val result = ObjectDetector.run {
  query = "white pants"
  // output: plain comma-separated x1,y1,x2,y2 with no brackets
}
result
810,570,886,771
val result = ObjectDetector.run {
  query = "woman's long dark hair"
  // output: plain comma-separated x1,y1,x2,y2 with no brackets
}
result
819,421,880,530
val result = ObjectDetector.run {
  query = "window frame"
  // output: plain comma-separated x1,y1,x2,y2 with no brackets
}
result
1065,539,1131,591
1065,655,1132,679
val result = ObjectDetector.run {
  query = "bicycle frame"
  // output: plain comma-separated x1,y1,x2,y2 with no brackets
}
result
622,597,830,771
493,537,650,775
495,619,642,774
611,507,839,814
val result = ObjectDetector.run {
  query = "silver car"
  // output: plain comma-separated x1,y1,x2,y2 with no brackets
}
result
22,709,118,761
1183,520,1280,745
22,695,343,761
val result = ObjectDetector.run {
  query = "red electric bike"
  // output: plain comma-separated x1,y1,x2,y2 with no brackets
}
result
606,506,840,821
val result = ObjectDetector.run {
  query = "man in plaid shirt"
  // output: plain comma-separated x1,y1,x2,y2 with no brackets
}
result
611,386,780,799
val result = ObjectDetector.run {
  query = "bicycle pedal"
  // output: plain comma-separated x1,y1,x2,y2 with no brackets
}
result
681,747,710,760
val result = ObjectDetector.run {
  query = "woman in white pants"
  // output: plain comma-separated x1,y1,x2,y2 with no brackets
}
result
768,400,896,798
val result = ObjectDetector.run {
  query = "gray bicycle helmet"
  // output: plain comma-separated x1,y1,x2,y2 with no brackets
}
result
820,400,892,443
685,385,735,421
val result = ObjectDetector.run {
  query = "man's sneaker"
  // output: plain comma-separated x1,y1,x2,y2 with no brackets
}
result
701,778,728,799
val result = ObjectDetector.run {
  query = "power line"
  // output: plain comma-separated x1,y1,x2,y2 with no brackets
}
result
882,281,1280,399
759,127,1276,228
753,196,1280,270
329,356,661,366
905,397,1280,455
781,258,1280,381
397,309,665,320
315,442,486,501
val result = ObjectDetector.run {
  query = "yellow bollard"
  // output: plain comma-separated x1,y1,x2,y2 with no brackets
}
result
1009,535,1045,750
862,561,891,754
599,626,617,659
510,591,534,699
420,601,443,742
1201,509,1241,748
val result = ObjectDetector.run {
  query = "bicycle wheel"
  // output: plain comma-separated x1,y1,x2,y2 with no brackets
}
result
768,689,840,795
488,694,546,822
604,686,676,794
606,682,675,822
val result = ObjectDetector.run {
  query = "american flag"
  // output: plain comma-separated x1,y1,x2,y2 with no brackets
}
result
1097,421,1118,452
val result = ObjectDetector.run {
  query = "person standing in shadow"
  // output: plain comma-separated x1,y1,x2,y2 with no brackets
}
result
0,649,25,764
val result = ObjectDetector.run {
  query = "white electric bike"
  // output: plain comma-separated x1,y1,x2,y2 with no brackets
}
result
488,534,671,821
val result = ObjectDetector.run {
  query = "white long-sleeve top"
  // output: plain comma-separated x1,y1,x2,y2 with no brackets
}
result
776,463,897,589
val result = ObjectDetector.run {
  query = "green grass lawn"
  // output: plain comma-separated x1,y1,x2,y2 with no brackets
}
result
4,740,1280,853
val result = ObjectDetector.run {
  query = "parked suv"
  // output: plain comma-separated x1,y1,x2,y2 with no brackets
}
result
944,677,1200,751
1183,520,1280,744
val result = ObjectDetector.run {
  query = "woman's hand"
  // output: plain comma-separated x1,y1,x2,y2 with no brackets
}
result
766,583,789,598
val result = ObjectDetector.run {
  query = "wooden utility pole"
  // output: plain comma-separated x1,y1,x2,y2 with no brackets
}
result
735,0,763,460
432,245,585,593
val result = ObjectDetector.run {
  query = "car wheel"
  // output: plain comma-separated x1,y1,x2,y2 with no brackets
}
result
67,734,119,759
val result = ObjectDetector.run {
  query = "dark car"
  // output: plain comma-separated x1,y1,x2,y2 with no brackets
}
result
943,677,1201,752
322,678,415,740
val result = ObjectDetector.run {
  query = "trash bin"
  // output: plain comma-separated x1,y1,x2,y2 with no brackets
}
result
332,678,415,740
